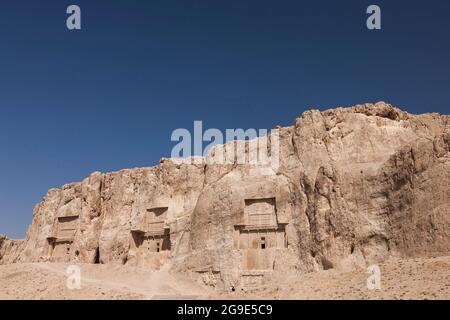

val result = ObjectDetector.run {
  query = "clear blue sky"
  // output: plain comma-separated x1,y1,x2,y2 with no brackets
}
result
1,0,449,239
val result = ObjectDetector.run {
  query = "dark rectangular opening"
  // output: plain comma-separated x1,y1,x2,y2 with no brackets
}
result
94,247,100,264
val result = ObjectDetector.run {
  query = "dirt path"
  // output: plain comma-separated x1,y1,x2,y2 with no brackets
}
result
32,262,210,300
32,263,155,299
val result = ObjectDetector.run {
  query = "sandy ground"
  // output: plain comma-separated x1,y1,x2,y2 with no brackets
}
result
1,256,449,300
0,262,211,300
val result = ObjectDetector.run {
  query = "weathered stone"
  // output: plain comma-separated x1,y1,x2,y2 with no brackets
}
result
1,102,449,291
0,235,23,264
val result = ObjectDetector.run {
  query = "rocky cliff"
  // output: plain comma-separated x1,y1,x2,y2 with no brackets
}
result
1,102,449,290
0,235,22,264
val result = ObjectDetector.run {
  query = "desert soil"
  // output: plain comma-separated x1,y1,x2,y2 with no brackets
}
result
1,255,449,300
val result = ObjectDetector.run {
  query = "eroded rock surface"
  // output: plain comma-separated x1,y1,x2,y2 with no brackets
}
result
1,102,449,291
0,235,23,264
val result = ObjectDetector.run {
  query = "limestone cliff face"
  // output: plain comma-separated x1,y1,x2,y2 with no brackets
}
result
8,161,205,266
0,235,22,264
1,102,449,290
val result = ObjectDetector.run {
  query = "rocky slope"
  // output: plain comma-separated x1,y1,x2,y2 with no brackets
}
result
1,102,449,291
